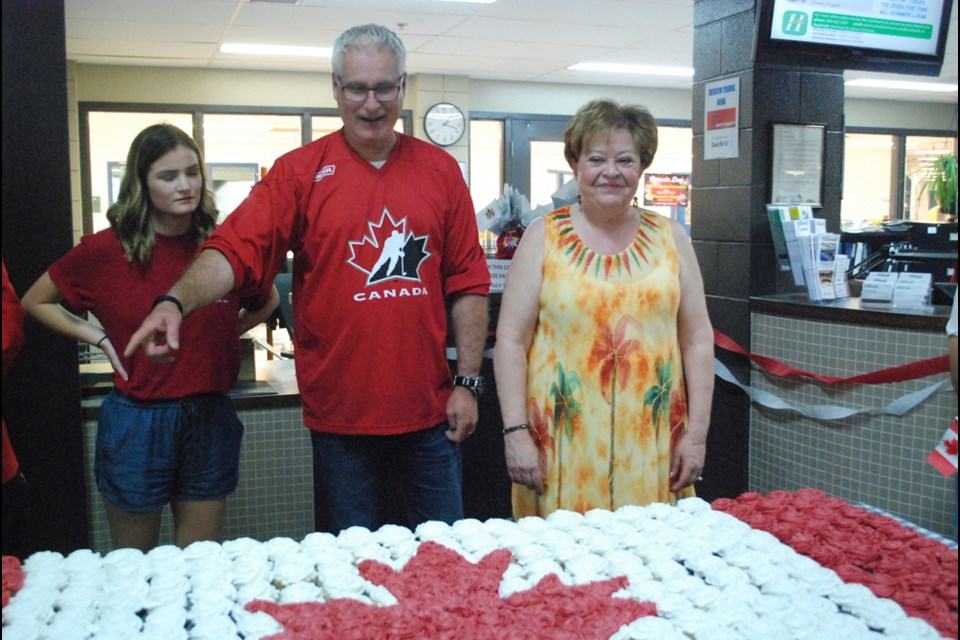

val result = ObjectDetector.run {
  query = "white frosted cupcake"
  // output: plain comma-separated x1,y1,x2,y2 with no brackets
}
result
89,610,144,638
677,496,712,513
667,607,718,637
840,592,908,631
188,593,236,621
523,557,566,584
337,525,374,552
181,539,225,565
262,536,301,560
609,614,689,640
40,612,97,640
62,548,102,577
458,530,500,557
582,508,617,528
414,519,451,540
189,574,237,603
480,517,516,538
185,613,239,639
231,605,285,639
140,622,188,640
881,616,944,639
614,504,652,527
235,579,279,603
366,583,399,606
563,551,608,582
278,580,323,604
300,531,338,556
373,523,415,548
144,571,189,610
734,613,793,640
142,602,187,631
223,536,265,559
544,509,583,530
144,544,184,573
0,618,46,640
498,563,532,597
22,550,65,574
270,550,316,586
808,611,872,637
452,517,485,537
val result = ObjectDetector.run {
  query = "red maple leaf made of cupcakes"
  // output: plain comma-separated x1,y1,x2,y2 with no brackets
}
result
246,541,657,639
713,489,959,639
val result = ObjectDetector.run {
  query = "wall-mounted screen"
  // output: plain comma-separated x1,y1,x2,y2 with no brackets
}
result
757,0,953,77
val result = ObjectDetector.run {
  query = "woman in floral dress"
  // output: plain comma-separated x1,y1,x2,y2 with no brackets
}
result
495,99,714,517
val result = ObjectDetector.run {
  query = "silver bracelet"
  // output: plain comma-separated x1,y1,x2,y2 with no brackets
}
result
502,423,530,436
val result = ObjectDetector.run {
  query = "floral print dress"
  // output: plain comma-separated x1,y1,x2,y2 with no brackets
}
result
513,206,695,518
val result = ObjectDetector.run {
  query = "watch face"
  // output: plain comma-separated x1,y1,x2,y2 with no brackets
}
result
424,103,465,146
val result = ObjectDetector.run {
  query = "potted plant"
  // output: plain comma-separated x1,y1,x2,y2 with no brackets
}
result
918,153,958,218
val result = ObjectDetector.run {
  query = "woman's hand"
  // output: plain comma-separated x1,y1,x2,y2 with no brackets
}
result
505,430,545,494
670,430,705,492
98,336,129,381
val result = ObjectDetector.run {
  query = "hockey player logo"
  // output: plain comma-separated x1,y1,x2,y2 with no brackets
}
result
347,209,431,286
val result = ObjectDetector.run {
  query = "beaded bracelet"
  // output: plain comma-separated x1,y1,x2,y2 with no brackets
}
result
96,335,109,349
502,423,530,436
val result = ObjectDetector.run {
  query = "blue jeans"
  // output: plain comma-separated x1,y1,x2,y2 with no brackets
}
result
310,424,463,533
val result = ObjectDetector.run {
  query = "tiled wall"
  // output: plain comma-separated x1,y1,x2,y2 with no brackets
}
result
83,405,313,553
749,313,956,539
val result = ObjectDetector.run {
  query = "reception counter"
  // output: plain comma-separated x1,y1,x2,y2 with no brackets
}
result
747,294,955,539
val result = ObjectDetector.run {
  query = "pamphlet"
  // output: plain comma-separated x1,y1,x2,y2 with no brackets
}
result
832,254,850,299
766,205,813,276
783,218,814,287
815,233,841,301
861,272,898,302
892,272,932,308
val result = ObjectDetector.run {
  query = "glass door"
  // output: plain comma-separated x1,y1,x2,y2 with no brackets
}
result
509,117,570,211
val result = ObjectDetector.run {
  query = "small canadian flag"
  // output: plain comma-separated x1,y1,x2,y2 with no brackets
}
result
926,418,959,478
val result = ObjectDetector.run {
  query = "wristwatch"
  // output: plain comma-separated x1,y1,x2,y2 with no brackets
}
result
453,375,484,399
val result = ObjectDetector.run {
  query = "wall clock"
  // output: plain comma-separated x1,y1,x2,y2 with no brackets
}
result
424,102,466,146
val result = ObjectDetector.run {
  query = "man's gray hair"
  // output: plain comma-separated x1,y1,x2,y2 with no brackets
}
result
332,24,406,76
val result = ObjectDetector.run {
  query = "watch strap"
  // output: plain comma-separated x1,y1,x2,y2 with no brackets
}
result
453,375,484,398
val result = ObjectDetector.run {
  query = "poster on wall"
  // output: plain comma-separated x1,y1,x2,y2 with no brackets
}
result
770,123,825,206
643,173,690,207
704,77,740,160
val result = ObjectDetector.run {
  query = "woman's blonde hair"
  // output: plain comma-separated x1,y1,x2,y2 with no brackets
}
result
563,99,658,172
106,124,218,264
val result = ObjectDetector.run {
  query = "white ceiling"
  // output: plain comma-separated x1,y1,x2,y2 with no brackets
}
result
65,0,959,104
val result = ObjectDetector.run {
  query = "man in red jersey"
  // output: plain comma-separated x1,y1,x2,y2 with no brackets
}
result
127,24,490,533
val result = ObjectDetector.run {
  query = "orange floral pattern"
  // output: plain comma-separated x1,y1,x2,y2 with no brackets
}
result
514,207,694,518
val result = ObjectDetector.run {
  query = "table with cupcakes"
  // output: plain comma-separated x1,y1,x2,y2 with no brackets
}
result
2,488,957,639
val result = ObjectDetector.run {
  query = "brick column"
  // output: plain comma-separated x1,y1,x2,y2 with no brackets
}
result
691,0,844,499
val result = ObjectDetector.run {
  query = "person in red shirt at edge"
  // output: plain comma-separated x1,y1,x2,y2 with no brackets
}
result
126,24,491,534
2,257,28,558
23,125,279,552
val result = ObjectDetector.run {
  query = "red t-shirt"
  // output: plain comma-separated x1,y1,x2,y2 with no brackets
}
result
2,259,24,483
49,230,259,401
205,130,490,435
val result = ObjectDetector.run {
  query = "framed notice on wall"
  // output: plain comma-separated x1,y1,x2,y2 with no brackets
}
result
770,123,825,207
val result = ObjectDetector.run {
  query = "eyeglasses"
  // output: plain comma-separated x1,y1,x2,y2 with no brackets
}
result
336,76,403,103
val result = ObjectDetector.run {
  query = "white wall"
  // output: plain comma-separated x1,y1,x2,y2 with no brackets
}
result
844,98,958,131
74,63,956,128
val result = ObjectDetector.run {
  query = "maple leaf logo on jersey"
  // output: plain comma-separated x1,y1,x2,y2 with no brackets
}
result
346,209,431,286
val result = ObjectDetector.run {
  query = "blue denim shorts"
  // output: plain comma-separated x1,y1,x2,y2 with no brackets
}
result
95,390,244,512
